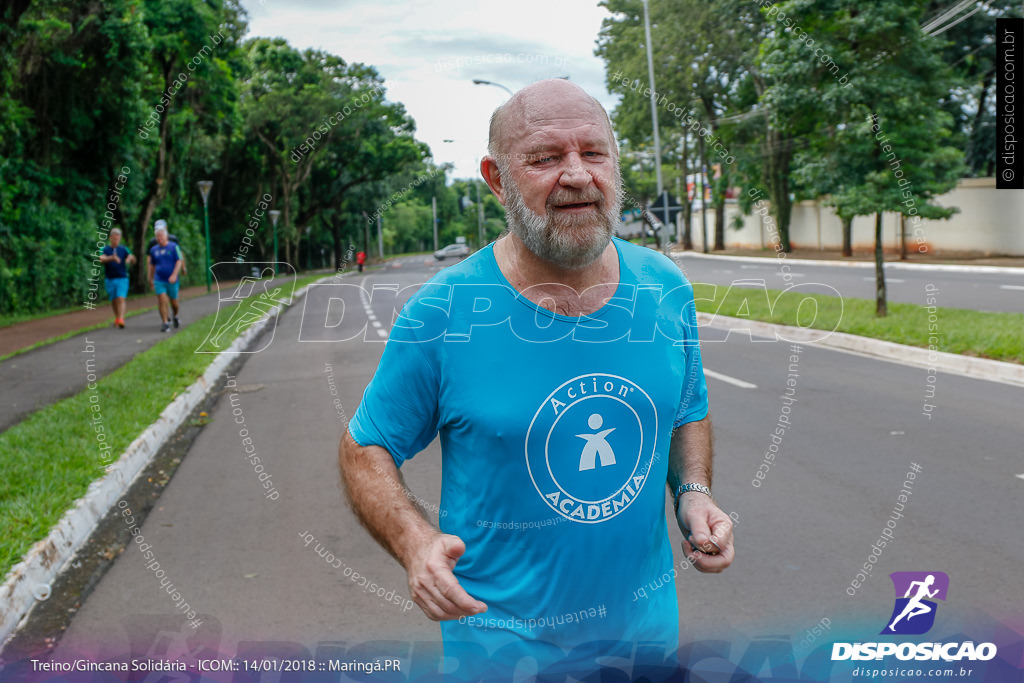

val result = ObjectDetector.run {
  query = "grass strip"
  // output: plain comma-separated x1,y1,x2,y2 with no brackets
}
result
0,273,323,579
691,283,1024,364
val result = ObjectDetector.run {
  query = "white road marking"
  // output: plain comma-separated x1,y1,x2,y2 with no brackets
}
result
371,320,382,328
999,285,1024,291
704,369,757,389
863,277,905,283
740,265,762,269
375,328,388,338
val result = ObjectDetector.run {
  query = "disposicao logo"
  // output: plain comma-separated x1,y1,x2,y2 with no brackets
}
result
832,572,997,662
883,571,948,635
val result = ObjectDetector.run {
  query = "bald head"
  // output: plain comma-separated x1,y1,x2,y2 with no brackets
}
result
487,79,617,163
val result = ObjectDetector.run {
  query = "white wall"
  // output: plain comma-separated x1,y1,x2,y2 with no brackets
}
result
682,178,1024,256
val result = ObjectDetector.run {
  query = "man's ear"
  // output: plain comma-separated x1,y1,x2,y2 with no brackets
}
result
480,156,507,205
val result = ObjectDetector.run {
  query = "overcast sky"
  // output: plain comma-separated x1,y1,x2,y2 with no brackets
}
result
241,0,620,180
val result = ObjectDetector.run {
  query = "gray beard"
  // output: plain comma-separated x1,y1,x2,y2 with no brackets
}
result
503,171,622,271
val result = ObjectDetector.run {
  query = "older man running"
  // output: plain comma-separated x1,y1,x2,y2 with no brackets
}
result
340,79,734,680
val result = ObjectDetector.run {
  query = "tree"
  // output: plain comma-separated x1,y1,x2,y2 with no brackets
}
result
128,0,243,289
764,0,963,315
924,0,1023,177
598,0,768,251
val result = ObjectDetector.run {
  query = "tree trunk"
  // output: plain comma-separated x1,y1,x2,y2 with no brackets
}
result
764,126,793,252
842,215,853,257
967,67,994,174
363,219,371,260
900,213,907,261
332,215,343,272
132,65,173,291
874,211,887,317
714,192,725,251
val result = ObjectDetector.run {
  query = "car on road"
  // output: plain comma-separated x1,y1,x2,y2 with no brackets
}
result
434,244,470,260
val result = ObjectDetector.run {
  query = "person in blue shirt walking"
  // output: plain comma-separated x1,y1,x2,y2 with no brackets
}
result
99,227,135,328
340,79,735,681
148,223,183,333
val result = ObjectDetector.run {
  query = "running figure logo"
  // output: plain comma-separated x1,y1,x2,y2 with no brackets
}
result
577,414,616,470
882,571,950,635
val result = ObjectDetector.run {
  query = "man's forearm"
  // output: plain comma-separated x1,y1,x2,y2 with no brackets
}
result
667,414,714,494
338,430,438,569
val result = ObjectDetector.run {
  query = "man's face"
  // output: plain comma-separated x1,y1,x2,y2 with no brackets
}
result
109,231,121,248
498,104,622,270
155,231,169,246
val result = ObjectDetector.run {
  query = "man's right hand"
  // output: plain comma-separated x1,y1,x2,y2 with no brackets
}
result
407,533,487,621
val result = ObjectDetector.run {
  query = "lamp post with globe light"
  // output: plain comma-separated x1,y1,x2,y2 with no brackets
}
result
196,180,213,292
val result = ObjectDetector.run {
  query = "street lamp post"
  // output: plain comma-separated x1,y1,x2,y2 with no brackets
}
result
268,210,281,274
642,0,668,238
431,196,439,252
472,79,514,96
196,180,213,292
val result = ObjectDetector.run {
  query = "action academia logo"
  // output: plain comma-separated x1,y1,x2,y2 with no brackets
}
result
882,571,949,636
525,373,657,524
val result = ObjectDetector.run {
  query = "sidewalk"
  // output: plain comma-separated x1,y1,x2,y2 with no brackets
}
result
667,245,1024,269
0,282,235,359
0,286,237,434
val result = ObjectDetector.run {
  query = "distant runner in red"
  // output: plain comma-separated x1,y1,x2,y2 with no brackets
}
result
356,251,366,272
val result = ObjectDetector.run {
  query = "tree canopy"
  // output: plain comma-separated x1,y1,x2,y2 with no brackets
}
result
0,0,500,315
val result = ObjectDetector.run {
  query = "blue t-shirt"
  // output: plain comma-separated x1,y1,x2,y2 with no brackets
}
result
348,238,709,678
102,245,131,280
149,242,180,282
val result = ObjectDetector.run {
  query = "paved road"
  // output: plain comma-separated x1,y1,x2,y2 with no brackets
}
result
30,254,1023,677
673,252,1024,313
0,289,245,434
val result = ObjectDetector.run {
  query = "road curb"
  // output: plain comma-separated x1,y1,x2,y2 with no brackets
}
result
0,278,324,647
674,251,1024,275
698,313,1024,387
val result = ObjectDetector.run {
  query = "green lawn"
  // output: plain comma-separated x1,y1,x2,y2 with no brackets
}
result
691,283,1024,364
0,273,324,580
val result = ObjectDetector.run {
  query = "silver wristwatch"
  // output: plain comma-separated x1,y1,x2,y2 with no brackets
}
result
673,482,712,512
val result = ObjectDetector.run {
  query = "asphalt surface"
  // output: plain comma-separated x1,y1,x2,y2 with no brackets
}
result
673,252,1024,313
0,288,239,433
6,252,1020,680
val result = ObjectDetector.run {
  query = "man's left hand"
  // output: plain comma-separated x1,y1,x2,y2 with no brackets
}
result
677,493,734,573
168,273,178,284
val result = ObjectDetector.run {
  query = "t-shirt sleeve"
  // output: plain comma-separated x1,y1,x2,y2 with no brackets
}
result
673,282,710,428
348,326,441,469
